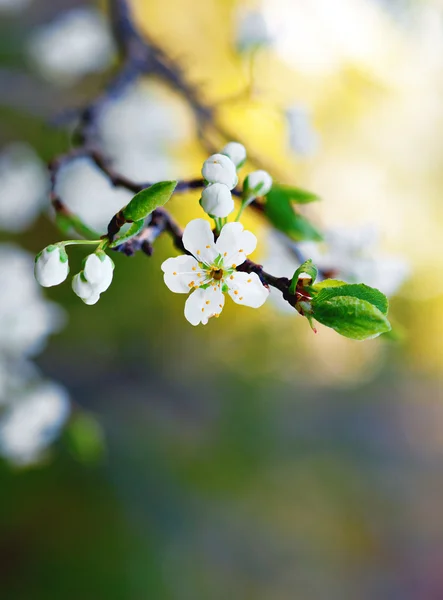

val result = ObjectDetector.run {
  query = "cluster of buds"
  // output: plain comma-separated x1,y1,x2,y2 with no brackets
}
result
34,243,114,305
200,142,272,221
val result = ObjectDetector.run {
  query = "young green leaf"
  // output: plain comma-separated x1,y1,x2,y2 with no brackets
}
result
264,190,323,242
55,211,101,240
313,296,391,341
312,282,389,315
267,184,320,205
289,259,318,293
122,180,177,222
109,219,145,248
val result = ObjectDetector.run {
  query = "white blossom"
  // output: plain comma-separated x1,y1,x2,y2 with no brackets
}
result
72,252,114,305
286,105,319,157
0,245,65,358
246,170,273,196
54,157,133,233
161,219,269,325
299,226,410,297
97,80,192,182
235,9,273,53
221,142,247,168
200,183,234,218
34,245,69,288
202,154,238,190
0,382,70,466
28,8,115,86
0,143,49,232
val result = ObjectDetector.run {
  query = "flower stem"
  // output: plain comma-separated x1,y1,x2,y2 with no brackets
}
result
60,239,102,247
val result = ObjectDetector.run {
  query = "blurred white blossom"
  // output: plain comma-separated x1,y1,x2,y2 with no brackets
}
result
263,227,409,314
0,143,49,232
0,245,65,358
0,244,69,466
235,9,273,52
300,226,410,297
285,105,320,157
0,0,31,14
0,382,70,466
28,8,115,85
54,157,133,233
97,81,191,182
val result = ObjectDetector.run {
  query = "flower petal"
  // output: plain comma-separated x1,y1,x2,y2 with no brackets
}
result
184,286,225,326
161,255,203,293
215,222,257,267
84,253,114,292
227,271,269,308
182,219,218,265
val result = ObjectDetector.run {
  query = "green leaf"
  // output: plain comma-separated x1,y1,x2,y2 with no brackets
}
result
312,279,347,291
289,259,318,293
264,190,323,242
109,219,145,248
267,184,320,205
64,412,106,465
55,212,101,240
313,296,391,341
312,283,389,316
122,180,177,222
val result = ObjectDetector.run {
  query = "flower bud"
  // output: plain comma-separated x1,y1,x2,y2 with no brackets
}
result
83,252,114,293
34,245,69,288
200,183,234,218
72,252,114,305
202,154,238,190
245,170,273,196
221,142,246,168
236,10,273,53
72,273,100,305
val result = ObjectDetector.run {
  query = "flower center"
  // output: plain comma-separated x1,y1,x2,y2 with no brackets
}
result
210,267,224,281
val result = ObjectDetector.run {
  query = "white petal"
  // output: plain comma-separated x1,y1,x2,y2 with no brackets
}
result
34,247,69,288
72,273,100,305
200,183,234,218
161,255,203,293
84,253,114,292
221,142,246,167
184,286,225,326
182,219,218,265
201,154,238,189
215,222,257,268
227,271,269,308
246,170,272,196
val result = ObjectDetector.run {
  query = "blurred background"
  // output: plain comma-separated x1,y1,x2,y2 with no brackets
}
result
0,0,443,598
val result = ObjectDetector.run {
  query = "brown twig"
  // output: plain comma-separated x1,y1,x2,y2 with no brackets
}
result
47,0,317,311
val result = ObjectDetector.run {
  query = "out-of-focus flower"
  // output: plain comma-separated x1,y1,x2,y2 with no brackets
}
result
97,80,192,182
245,170,273,196
72,252,114,305
263,226,409,313
34,245,69,288
0,382,70,466
0,143,49,232
0,0,31,14
285,105,320,157
235,9,273,53
0,245,65,358
54,157,133,233
28,8,115,85
162,219,268,325
200,183,234,218
300,226,410,297
202,154,238,189
221,142,247,168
